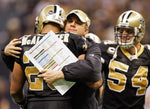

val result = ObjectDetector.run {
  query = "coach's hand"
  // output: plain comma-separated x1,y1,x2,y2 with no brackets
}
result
38,69,64,84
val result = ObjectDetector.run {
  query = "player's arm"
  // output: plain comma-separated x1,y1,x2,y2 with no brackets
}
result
1,39,22,71
86,78,103,89
10,62,26,106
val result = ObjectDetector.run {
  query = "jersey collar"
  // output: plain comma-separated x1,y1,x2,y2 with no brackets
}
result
120,45,144,61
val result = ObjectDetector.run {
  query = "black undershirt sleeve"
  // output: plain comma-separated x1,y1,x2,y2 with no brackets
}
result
1,49,15,71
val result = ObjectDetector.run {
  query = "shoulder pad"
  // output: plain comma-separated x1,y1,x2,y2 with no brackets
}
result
144,44,150,57
99,40,117,55
144,44,150,50
103,40,116,45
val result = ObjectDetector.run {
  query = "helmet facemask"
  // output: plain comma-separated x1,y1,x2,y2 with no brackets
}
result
115,10,145,49
115,26,138,49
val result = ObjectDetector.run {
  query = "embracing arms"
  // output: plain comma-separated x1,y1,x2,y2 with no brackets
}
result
1,39,22,71
38,43,102,89
10,62,26,106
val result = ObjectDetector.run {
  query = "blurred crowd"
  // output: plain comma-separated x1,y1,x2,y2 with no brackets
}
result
0,0,150,109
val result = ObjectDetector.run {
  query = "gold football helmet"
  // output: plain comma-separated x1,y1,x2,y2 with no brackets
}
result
114,10,145,49
85,33,101,43
35,5,66,33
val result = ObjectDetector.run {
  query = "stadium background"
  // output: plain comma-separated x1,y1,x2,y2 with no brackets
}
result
0,0,150,108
